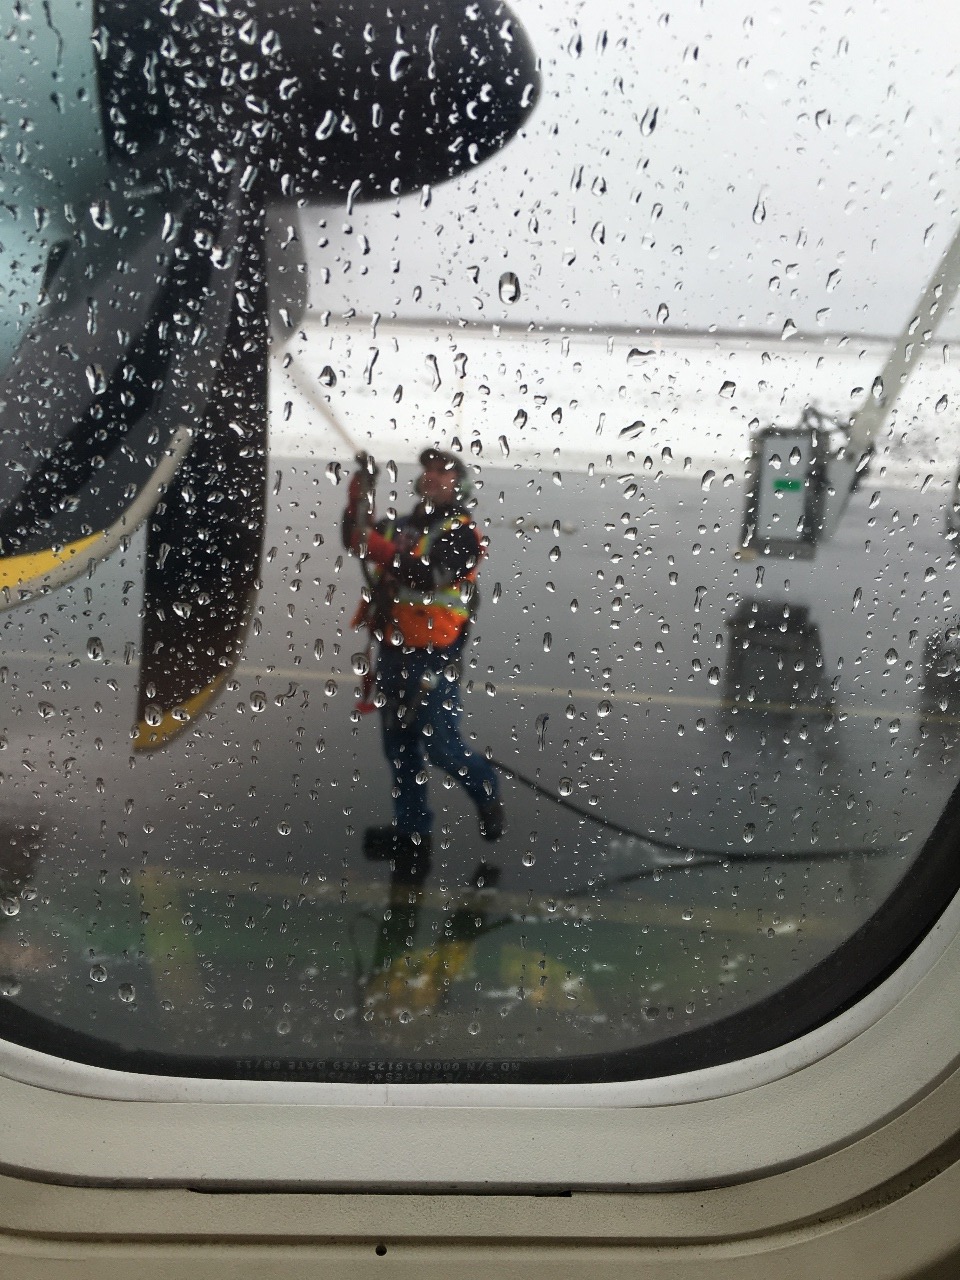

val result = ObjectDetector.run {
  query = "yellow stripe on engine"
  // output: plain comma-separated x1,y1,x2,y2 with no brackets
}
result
0,531,102,592
133,672,229,752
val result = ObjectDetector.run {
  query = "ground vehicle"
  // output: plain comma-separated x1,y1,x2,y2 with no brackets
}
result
2,1,960,1276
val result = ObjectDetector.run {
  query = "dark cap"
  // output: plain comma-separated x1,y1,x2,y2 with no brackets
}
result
419,447,467,480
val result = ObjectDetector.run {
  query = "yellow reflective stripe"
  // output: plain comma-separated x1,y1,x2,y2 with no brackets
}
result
0,531,102,591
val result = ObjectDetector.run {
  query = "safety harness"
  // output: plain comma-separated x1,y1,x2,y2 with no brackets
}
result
351,512,484,711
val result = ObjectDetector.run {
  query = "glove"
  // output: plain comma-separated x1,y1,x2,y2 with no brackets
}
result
346,453,379,520
346,470,368,518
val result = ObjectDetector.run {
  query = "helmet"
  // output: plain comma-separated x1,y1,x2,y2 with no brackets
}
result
418,448,474,500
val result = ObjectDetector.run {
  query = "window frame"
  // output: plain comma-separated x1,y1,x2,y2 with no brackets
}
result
0,871,956,1188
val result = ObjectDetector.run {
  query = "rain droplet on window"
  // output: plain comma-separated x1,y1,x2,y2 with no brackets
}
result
498,271,521,303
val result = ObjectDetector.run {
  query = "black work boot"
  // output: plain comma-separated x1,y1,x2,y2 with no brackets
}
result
363,827,433,884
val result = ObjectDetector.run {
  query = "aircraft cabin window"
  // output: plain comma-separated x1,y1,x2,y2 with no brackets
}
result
1,0,959,1102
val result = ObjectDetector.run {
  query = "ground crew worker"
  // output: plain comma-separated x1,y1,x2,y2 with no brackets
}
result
342,447,503,884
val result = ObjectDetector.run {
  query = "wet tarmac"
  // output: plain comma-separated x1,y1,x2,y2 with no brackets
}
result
0,459,957,1079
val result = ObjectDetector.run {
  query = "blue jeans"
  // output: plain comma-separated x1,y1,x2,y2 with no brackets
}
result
377,640,499,835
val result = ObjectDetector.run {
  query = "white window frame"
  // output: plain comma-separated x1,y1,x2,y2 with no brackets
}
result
0,877,955,1188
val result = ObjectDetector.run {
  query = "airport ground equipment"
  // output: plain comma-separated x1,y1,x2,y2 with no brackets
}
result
724,598,832,717
742,216,960,556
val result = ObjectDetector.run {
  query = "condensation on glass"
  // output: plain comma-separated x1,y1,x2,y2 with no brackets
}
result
0,0,958,1084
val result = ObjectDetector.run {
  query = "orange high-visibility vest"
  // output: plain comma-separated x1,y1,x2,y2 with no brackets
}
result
354,514,484,649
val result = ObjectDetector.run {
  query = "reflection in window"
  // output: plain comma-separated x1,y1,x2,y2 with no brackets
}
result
0,0,959,1083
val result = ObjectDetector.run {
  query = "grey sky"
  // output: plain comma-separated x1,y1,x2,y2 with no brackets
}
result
300,0,960,340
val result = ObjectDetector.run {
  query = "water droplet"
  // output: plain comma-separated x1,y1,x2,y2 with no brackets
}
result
498,271,521,303
352,652,370,676
885,648,899,666
118,982,135,1003
250,691,267,713
694,586,707,612
925,566,937,582
597,700,612,717
789,446,802,464
319,365,337,387
37,702,55,719
498,435,510,458
536,713,549,750
315,109,337,140
89,964,107,983
752,194,766,224
743,823,755,844
591,221,606,245
657,303,670,324
389,49,410,81
324,679,338,697
85,364,106,395
161,212,179,243
559,777,573,797
871,376,884,401
549,546,561,562
467,1020,481,1036
781,318,797,339
719,381,735,399
936,394,948,413
86,637,104,661
0,975,21,997
522,851,536,867
89,199,113,230
627,348,654,365
701,469,716,490
708,667,720,686
543,632,552,652
640,105,658,134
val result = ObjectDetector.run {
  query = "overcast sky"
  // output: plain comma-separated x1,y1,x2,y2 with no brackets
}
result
299,0,960,341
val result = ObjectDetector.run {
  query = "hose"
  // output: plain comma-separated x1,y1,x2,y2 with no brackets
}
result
489,755,890,870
